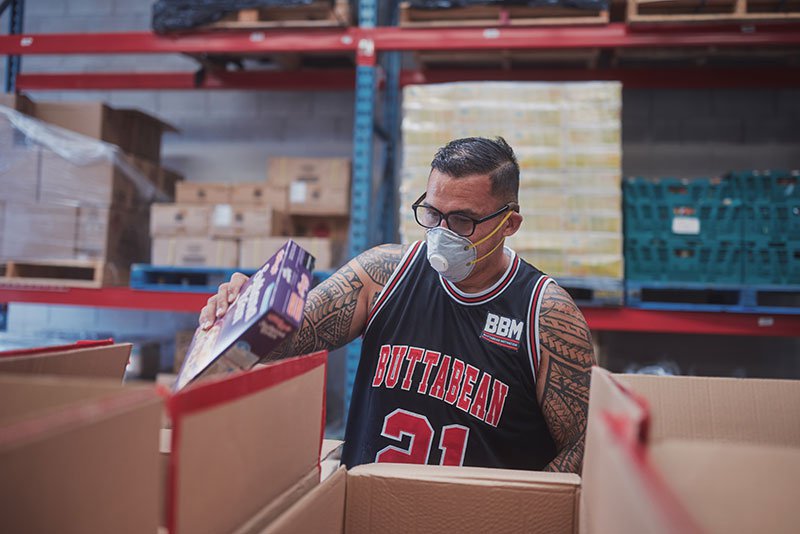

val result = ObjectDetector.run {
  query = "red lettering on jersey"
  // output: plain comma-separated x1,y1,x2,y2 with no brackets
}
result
417,350,441,395
443,358,466,405
456,364,480,413
402,347,425,391
469,372,492,421
372,344,392,387
429,355,451,400
485,379,510,427
385,345,408,389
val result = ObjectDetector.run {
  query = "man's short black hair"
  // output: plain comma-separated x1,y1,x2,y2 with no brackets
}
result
430,137,519,203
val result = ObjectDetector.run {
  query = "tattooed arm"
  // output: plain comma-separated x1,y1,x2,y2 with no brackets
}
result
536,282,596,474
261,243,409,361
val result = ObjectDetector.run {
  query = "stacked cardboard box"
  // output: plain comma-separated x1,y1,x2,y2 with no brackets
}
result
0,97,181,284
151,157,351,270
400,82,622,279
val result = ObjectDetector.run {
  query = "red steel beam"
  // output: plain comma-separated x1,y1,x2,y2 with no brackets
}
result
0,287,210,313
16,70,357,91
2,24,800,55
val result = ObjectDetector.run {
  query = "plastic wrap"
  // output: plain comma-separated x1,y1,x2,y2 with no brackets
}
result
0,106,170,266
152,0,322,33
400,81,622,279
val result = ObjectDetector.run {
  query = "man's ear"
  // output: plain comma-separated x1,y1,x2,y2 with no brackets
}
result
503,211,523,238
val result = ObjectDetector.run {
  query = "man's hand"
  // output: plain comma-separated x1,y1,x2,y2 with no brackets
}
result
536,282,596,474
198,272,249,329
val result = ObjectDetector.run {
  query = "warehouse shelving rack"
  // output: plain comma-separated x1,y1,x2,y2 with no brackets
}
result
1,1,799,377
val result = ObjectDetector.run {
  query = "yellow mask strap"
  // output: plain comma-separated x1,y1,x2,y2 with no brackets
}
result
466,210,514,266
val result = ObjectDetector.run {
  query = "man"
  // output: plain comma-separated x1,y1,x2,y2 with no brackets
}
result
199,137,595,473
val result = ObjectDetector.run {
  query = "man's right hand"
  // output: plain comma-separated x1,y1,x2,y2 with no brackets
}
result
198,272,249,330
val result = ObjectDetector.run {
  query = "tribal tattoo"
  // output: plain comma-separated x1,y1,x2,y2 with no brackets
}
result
538,283,596,474
263,244,408,362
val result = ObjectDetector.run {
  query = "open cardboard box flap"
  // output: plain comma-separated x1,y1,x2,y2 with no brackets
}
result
166,351,328,534
582,367,800,534
0,373,162,533
0,340,131,380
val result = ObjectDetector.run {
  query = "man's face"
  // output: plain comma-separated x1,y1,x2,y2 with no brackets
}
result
423,169,519,264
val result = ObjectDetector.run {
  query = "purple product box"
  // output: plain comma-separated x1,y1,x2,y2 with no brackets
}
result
174,240,315,390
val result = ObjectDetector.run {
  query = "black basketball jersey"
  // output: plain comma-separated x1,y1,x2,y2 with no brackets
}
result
341,241,558,470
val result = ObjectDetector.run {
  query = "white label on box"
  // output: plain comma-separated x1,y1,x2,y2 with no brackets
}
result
213,204,234,227
672,216,700,235
290,181,307,203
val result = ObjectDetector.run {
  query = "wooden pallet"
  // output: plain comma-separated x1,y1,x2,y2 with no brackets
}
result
0,260,127,289
628,0,800,24
399,1,609,27
206,0,352,30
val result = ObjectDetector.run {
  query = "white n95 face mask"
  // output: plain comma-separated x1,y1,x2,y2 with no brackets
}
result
426,211,513,283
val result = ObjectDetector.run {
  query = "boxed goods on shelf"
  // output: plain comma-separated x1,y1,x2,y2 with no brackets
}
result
176,181,233,204
400,82,622,280
239,236,340,270
150,204,213,237
267,157,351,216
210,204,292,239
151,237,239,268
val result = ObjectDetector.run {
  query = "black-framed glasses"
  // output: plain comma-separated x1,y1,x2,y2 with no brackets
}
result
411,192,517,237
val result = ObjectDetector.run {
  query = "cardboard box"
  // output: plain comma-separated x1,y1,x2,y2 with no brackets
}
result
175,240,315,390
0,201,79,260
0,146,40,202
239,237,338,271
581,368,800,534
290,214,349,240
33,101,175,162
152,237,239,268
0,340,131,380
164,351,327,533
150,204,212,237
176,182,232,204
232,182,273,205
210,205,291,239
39,149,139,207
77,205,150,264
260,466,347,534
345,464,580,534
267,157,351,216
0,93,35,114
120,152,183,199
0,373,162,533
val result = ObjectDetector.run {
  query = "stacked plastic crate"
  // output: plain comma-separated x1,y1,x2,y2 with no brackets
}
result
624,176,744,284
736,170,800,286
400,82,622,283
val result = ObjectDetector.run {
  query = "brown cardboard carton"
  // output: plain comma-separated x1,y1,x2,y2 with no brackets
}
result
239,236,337,270
0,146,40,202
164,351,327,534
581,368,800,534
0,201,79,260
33,101,175,162
232,182,272,205
151,237,238,268
150,203,211,237
39,149,139,207
120,152,183,199
345,464,581,534
210,205,291,239
290,214,349,240
259,467,347,534
77,204,150,265
267,157,351,216
0,93,35,114
0,340,131,380
0,374,162,533
176,182,232,204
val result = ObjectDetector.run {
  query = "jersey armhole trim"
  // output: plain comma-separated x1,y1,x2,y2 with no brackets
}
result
525,276,554,386
363,241,424,337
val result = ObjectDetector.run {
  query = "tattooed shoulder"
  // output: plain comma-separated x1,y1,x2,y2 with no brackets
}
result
538,282,596,473
356,243,410,288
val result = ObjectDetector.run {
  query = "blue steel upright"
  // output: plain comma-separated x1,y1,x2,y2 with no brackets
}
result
344,0,379,413
3,0,24,93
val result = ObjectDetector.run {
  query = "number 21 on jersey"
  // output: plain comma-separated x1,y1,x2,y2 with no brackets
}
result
375,409,470,466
